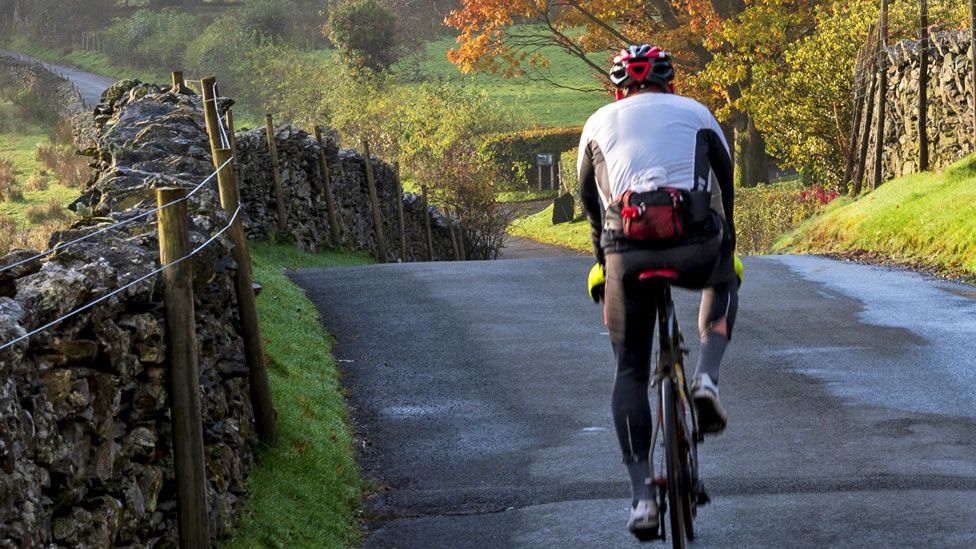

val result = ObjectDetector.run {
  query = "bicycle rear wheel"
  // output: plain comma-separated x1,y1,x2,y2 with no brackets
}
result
662,377,689,549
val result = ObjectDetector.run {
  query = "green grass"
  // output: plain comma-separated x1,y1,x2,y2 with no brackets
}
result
508,204,590,252
6,36,165,84
496,189,559,203
0,100,79,226
777,155,976,277
9,24,608,129
227,242,373,547
395,30,611,128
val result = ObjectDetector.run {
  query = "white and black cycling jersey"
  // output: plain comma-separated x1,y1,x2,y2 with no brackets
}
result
577,91,736,262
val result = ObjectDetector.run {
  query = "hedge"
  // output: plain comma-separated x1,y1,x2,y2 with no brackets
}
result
480,126,582,190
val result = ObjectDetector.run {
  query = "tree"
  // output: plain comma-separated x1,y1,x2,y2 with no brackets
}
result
445,0,775,186
325,0,398,71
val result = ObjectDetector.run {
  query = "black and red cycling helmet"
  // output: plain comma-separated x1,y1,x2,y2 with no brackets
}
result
609,44,674,99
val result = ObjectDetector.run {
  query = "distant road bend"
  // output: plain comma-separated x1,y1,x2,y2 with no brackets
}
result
0,49,114,107
292,254,976,548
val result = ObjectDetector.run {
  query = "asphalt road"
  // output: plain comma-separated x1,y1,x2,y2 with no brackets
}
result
0,49,113,107
291,253,976,548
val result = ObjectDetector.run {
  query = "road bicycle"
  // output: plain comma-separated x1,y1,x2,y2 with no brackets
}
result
632,268,710,548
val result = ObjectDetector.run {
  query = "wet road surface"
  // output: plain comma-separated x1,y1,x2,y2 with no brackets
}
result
4,45,969,547
292,254,976,547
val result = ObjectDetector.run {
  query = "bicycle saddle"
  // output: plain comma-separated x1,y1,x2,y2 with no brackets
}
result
638,268,679,281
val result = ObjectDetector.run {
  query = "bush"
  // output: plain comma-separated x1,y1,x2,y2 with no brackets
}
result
0,156,17,200
25,198,67,224
480,126,582,190
184,19,261,105
735,183,838,255
0,214,20,256
25,174,48,192
104,9,201,70
325,0,398,71
36,143,90,189
238,0,302,43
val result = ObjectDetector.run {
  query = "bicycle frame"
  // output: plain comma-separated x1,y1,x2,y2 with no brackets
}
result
642,281,702,547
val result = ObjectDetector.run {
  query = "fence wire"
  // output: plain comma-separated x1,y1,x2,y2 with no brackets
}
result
0,156,234,275
0,203,242,354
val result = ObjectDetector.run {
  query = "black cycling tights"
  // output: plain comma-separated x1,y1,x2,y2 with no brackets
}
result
608,278,738,463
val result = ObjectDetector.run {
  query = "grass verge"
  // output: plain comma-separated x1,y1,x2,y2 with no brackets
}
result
226,242,373,548
776,155,976,278
496,189,559,203
508,204,590,252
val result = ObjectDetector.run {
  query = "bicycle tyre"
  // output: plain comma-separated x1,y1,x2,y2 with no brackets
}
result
662,377,687,549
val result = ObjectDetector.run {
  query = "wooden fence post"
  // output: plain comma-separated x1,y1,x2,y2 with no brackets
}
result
854,25,881,195
854,70,877,195
361,138,388,262
918,0,929,172
394,162,407,261
314,126,342,247
265,114,288,231
202,79,278,446
156,187,211,548
171,71,188,95
421,184,434,261
873,0,889,190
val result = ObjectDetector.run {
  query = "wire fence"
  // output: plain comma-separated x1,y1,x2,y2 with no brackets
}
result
0,203,241,354
847,0,976,193
0,68,276,544
0,156,232,276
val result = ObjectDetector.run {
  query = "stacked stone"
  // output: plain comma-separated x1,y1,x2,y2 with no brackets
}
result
234,126,460,261
860,30,975,184
0,80,253,546
233,125,332,252
0,55,94,149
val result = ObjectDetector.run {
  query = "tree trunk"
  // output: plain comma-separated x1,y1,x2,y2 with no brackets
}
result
734,113,768,188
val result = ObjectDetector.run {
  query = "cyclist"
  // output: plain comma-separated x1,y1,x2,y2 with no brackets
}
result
578,44,739,535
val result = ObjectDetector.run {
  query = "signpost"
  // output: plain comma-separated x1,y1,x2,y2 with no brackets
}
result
537,153,555,191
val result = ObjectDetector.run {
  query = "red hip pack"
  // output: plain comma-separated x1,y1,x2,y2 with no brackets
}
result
615,188,685,241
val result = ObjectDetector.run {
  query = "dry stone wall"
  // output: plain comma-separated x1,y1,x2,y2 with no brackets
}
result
234,126,460,261
1,67,468,546
0,55,94,148
1,81,254,546
859,30,976,184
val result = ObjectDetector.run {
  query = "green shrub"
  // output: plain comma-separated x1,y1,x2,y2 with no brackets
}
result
735,183,838,255
184,19,262,104
104,9,200,70
238,0,302,42
326,0,398,71
480,126,582,190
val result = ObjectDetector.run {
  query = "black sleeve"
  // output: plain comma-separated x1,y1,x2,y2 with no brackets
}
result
578,141,605,266
707,134,736,251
